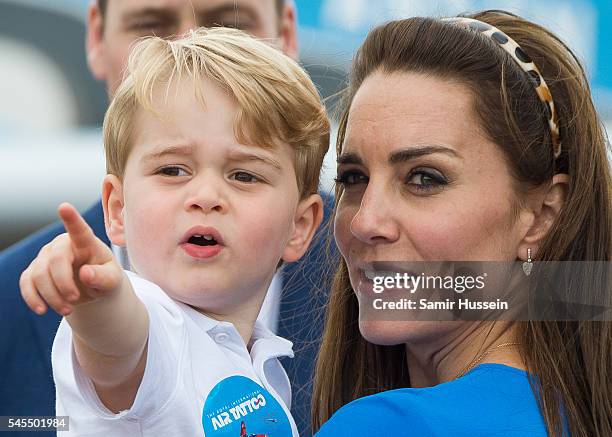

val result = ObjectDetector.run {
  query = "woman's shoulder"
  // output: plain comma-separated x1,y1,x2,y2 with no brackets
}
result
315,364,548,436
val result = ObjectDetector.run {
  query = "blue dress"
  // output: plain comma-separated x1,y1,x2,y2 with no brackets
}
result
315,364,549,436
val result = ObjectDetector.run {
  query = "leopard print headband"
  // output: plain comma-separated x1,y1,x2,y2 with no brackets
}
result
442,17,562,159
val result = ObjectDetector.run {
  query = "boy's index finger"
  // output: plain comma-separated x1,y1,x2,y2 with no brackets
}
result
58,203,96,250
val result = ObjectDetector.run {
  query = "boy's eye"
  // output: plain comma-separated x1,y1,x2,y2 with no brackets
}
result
157,166,188,177
335,170,368,186
231,171,259,183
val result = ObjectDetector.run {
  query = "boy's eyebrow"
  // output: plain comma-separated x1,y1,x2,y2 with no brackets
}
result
227,150,282,170
142,144,194,163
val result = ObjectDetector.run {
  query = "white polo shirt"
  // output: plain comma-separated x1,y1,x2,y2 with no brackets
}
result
52,271,298,436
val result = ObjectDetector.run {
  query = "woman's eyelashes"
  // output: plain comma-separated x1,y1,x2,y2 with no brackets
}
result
335,167,449,194
335,169,368,186
405,168,448,193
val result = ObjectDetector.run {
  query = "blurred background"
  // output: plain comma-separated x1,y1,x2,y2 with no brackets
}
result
1,0,611,250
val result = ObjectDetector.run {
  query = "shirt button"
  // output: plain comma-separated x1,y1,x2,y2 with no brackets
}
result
214,332,230,344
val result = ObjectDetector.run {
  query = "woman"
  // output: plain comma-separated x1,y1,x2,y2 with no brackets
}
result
313,10,611,437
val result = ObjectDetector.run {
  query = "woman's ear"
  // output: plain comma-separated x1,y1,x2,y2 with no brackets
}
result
102,174,126,246
518,173,569,259
282,193,324,263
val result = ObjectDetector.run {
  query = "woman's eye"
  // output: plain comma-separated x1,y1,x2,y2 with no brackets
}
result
157,166,188,177
232,171,259,183
406,170,447,191
335,170,368,186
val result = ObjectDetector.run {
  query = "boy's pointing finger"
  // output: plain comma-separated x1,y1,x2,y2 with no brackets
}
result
58,203,96,250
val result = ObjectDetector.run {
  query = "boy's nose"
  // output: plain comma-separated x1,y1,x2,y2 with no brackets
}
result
183,181,228,214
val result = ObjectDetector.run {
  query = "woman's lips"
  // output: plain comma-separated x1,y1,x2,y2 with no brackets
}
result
354,266,420,296
354,268,375,295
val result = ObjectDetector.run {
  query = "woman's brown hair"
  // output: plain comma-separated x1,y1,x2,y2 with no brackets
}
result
312,10,612,436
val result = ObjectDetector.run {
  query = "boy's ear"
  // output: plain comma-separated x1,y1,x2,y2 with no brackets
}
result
518,173,569,259
86,2,108,81
102,174,126,246
282,193,324,263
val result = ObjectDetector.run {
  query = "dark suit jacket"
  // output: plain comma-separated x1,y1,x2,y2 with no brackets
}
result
0,198,335,436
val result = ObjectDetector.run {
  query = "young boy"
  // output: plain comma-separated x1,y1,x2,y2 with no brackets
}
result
20,27,329,436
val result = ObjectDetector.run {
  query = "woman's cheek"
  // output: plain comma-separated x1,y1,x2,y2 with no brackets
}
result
334,202,357,259
412,207,508,260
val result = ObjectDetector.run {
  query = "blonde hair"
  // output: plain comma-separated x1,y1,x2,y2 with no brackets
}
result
103,27,329,198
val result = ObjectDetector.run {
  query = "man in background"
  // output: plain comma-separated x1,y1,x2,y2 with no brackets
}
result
0,1,332,435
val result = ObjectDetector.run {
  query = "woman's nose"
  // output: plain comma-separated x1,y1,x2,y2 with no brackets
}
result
183,178,228,214
349,186,400,244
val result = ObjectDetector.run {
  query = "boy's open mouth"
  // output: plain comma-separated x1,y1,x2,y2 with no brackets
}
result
188,235,218,246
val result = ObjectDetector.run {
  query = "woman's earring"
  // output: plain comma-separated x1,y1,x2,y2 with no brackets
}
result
522,248,533,276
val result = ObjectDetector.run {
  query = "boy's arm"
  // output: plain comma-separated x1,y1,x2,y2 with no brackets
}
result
67,274,149,412
20,203,149,413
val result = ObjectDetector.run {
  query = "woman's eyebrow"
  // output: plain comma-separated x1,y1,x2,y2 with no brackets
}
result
388,145,460,163
337,146,459,165
337,152,363,165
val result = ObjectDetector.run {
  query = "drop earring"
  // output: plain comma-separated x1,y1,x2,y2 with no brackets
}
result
522,248,533,276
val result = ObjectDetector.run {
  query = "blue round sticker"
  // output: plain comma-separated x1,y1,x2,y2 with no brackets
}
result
202,375,292,436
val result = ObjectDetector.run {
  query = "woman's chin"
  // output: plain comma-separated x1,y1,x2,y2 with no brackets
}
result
358,319,459,346
358,320,412,346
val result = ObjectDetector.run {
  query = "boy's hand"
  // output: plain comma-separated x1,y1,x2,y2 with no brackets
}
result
20,203,123,316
